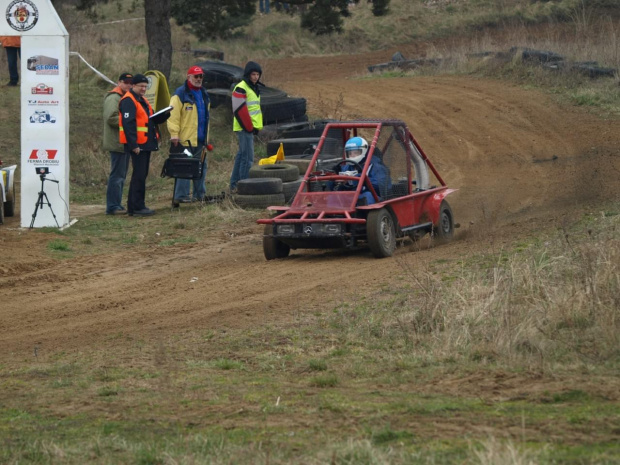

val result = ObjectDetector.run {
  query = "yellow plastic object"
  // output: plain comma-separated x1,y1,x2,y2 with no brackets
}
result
145,70,172,138
259,143,285,165
144,70,171,111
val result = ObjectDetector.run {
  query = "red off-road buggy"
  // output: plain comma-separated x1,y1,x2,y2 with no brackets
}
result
257,120,456,259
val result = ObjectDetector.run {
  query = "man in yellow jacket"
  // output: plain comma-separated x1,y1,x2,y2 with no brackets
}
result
167,66,211,203
0,36,20,86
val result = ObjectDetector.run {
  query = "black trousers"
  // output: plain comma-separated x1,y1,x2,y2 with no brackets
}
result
5,46,20,83
128,150,151,213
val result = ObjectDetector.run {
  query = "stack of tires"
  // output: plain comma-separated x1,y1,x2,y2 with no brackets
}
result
233,163,303,209
197,60,307,125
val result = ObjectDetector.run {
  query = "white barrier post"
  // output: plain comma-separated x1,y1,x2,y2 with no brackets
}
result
0,0,70,227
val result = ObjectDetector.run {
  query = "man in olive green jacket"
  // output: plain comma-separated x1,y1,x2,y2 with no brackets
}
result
103,73,133,215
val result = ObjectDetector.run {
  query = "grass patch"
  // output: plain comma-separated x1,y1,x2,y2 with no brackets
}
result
308,359,328,372
46,239,71,252
310,373,339,388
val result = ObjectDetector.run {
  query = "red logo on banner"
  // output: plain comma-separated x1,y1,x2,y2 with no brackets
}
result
31,83,53,94
29,149,58,160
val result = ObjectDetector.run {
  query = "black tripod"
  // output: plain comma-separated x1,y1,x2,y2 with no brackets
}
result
30,173,60,229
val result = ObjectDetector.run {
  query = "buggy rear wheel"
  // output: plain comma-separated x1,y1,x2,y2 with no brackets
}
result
434,200,454,242
367,208,396,258
263,224,291,260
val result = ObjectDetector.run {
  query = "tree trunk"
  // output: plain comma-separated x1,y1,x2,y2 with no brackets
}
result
144,0,172,81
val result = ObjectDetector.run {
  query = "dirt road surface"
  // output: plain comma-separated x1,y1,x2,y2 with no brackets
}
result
2,52,619,362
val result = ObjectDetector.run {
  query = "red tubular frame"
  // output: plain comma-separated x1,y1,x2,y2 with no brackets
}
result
257,120,455,228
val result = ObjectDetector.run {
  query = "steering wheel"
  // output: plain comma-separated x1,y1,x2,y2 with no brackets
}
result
331,160,364,191
334,159,364,174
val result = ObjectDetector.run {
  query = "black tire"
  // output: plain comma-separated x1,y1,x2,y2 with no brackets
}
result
237,177,283,195
281,128,325,139
4,181,15,217
267,137,319,156
258,121,313,141
259,86,288,100
433,200,454,242
0,197,4,224
266,137,341,157
249,164,299,183
263,224,290,260
234,193,285,209
519,48,564,64
279,159,311,176
282,177,304,203
367,208,396,258
196,61,243,89
261,97,307,125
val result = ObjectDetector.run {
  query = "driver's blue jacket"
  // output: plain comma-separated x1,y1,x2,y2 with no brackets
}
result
333,156,391,205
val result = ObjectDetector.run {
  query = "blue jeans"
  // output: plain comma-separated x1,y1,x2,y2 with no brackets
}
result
259,0,270,13
174,145,207,200
106,151,130,213
230,131,254,190
5,46,20,83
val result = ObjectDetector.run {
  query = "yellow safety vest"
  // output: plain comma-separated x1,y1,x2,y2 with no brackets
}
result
233,80,262,132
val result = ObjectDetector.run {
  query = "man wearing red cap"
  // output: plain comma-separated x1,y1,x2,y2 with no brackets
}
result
167,65,211,203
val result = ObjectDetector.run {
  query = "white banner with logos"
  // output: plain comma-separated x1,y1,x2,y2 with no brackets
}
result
0,0,69,228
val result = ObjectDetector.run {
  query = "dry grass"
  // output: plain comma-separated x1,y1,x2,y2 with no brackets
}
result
331,210,620,371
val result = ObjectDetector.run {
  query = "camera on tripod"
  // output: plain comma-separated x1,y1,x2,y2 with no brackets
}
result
30,166,59,228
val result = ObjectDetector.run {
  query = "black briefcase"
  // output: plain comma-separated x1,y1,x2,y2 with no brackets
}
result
161,141,203,180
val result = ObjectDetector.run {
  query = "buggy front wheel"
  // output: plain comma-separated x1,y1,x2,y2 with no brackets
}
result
367,208,396,258
263,224,291,260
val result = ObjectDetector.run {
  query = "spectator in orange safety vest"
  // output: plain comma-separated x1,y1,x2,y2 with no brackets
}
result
0,36,21,86
119,74,171,216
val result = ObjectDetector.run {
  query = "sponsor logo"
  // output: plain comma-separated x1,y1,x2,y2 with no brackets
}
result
27,55,59,75
303,225,313,234
29,110,57,124
6,0,39,32
31,83,53,95
27,149,59,165
28,99,59,106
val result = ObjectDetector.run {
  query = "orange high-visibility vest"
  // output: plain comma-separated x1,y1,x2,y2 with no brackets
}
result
119,92,154,145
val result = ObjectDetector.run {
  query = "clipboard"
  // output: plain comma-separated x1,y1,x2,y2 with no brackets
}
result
150,105,173,119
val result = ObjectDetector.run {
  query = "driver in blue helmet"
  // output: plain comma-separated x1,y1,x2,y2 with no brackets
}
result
333,136,391,205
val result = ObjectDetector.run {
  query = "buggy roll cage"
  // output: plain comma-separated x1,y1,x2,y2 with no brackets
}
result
257,120,448,226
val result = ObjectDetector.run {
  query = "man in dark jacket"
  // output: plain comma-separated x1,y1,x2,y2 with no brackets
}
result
119,74,171,216
230,61,263,191
103,72,133,215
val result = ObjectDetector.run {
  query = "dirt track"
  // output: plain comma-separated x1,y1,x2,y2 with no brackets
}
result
2,52,620,358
